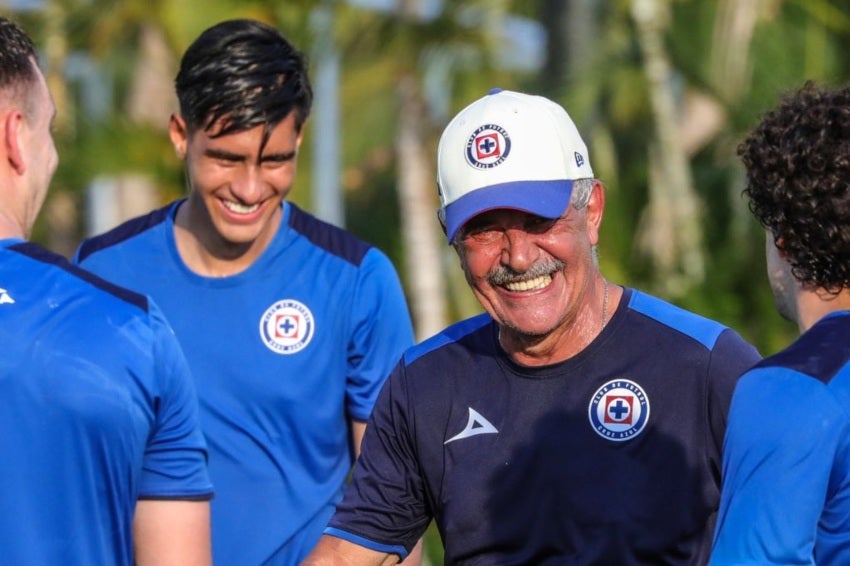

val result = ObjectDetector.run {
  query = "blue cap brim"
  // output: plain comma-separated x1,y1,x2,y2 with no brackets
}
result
444,179,574,242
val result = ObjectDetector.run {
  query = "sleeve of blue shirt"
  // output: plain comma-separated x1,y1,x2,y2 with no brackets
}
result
710,367,842,565
137,299,213,500
344,247,415,422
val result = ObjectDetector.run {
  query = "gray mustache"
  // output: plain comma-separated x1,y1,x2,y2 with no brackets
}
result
487,260,565,286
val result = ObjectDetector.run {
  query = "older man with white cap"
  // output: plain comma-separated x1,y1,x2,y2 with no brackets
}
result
303,88,760,565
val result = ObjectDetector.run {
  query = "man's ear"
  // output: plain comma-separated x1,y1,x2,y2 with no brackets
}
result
437,208,447,236
585,179,606,246
4,110,25,174
295,127,305,152
168,113,188,159
774,236,789,257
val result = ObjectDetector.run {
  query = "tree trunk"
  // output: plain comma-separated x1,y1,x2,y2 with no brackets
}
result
396,74,448,341
631,0,704,296
393,0,449,341
42,1,77,257
127,22,176,129
539,0,596,98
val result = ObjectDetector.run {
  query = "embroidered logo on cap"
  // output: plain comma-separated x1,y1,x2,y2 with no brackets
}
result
465,124,511,169
588,379,650,442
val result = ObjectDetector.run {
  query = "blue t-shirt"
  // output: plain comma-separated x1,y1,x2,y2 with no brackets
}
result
75,200,414,565
0,240,212,565
711,311,850,565
326,288,761,564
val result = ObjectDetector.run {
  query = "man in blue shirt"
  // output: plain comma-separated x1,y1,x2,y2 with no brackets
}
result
75,19,415,565
711,83,850,565
304,89,760,565
0,16,212,565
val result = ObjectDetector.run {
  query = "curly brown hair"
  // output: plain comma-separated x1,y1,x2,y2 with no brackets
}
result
739,81,850,291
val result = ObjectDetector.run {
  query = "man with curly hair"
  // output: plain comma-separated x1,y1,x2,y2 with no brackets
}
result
711,82,850,565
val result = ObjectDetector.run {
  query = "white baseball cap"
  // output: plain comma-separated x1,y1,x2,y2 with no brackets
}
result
437,88,594,242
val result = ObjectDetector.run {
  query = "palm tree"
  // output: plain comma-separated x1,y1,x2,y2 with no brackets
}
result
631,0,704,297
330,1,517,337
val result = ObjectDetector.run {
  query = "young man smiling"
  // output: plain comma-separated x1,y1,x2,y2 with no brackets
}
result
304,89,761,565
75,19,414,565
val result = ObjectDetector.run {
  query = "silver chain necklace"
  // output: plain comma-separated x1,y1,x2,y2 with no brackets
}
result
600,279,609,330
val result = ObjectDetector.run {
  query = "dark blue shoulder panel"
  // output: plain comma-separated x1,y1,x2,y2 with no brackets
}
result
755,314,850,385
628,289,726,350
10,242,149,313
404,313,492,365
75,204,172,263
288,203,371,267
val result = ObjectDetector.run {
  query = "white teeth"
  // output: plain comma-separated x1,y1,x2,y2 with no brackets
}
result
504,274,552,291
224,201,260,214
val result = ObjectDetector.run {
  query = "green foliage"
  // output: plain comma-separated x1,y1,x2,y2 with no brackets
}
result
344,150,406,270
14,0,834,347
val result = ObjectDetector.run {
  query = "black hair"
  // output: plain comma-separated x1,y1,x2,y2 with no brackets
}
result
0,16,38,93
739,81,850,291
175,19,313,141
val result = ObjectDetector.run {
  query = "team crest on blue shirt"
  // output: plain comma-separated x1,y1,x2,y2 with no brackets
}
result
259,299,315,355
465,124,511,169
588,379,650,442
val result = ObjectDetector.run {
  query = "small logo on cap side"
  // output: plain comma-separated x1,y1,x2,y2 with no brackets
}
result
465,124,511,169
575,152,585,168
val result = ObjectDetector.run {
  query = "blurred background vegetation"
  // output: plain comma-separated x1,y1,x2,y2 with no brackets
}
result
4,0,850,560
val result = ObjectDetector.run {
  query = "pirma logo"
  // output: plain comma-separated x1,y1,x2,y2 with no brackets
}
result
444,407,498,445
0,288,14,304
588,379,650,442
259,299,315,355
